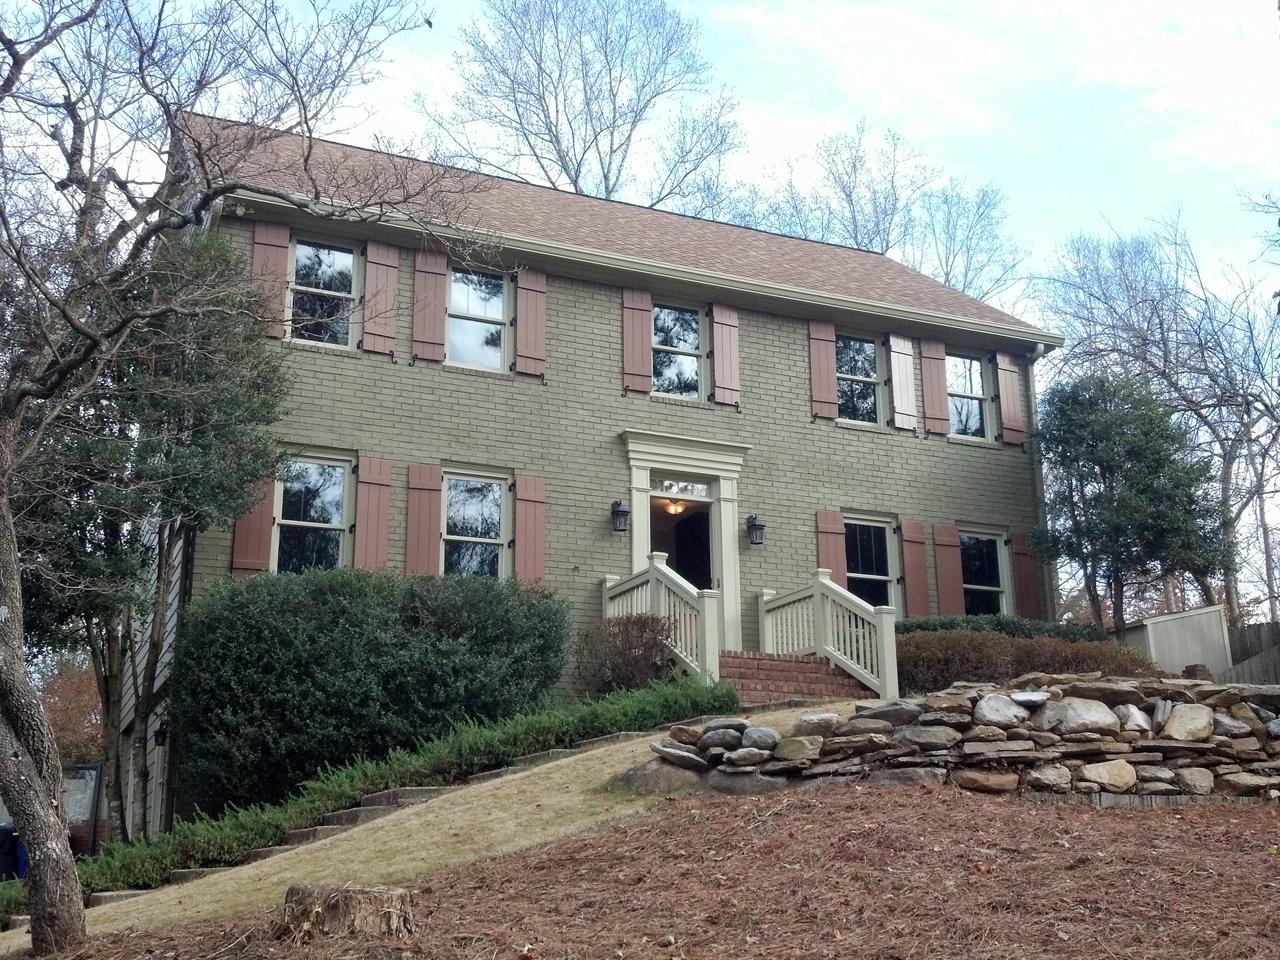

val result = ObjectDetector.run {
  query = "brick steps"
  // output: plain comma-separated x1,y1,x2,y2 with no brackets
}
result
719,651,873,702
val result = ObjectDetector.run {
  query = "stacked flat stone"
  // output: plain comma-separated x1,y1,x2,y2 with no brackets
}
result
640,675,1280,800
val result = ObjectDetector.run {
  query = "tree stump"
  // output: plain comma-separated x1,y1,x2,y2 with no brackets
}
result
281,884,414,941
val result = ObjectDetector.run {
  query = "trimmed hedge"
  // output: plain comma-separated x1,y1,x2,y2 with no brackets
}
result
898,614,1107,643
171,570,571,813
0,677,739,915
897,630,1161,693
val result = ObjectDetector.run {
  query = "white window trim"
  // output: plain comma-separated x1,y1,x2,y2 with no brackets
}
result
285,236,363,350
958,528,1009,614
440,468,513,577
835,333,884,426
444,267,512,373
946,352,991,440
270,454,354,573
842,515,898,609
651,302,708,401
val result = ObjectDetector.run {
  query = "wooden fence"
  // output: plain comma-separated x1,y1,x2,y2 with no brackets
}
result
1228,622,1280,665
1221,643,1280,685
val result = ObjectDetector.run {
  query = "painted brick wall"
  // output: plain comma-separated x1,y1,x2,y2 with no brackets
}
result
193,216,1046,659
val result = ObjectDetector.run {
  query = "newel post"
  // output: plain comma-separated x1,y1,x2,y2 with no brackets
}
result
758,589,776,653
813,568,834,658
874,605,899,701
697,589,721,683
646,552,668,617
601,575,620,620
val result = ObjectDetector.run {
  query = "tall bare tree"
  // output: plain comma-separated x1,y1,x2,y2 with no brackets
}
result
0,0,478,951
424,0,740,214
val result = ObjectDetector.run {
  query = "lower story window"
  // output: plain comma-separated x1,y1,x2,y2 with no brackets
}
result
844,520,895,608
960,533,1005,615
443,473,508,576
276,457,350,573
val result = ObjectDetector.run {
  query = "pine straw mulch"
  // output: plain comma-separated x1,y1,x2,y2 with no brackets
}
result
50,783,1280,960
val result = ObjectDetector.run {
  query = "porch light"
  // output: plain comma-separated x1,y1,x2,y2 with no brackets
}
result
661,499,686,516
746,514,766,545
610,499,631,533
153,720,168,748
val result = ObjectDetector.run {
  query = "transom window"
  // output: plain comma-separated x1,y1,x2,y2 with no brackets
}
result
844,521,896,608
960,533,1006,615
652,304,704,399
275,458,350,573
947,354,987,438
443,474,508,577
289,240,356,347
650,477,710,499
836,336,880,424
446,269,507,371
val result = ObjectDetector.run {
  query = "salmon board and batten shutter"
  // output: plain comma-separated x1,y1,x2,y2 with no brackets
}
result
621,288,652,392
887,335,917,430
515,268,547,376
932,523,965,615
353,456,392,571
230,478,275,577
898,520,931,617
251,222,289,339
815,510,847,586
711,303,741,405
361,241,400,356
808,320,838,419
405,464,443,575
996,352,1026,445
411,250,447,362
919,339,951,435
514,475,548,582
1010,532,1045,619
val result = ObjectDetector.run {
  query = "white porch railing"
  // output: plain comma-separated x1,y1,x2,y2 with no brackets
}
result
759,568,899,700
602,552,721,682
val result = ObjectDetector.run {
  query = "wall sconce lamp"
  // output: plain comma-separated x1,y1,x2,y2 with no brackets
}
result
746,514,766,545
153,720,169,748
611,499,631,533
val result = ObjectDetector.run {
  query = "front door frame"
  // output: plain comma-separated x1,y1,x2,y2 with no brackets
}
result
621,429,751,651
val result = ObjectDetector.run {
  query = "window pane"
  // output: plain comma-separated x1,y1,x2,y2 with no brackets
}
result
651,478,709,497
946,355,982,395
964,588,1003,616
960,535,1001,588
848,577,890,608
277,526,341,573
845,524,888,578
446,478,502,539
450,270,505,320
446,316,503,369
294,242,353,294
653,306,700,350
653,351,700,398
838,379,878,422
291,291,350,345
281,461,345,525
949,396,985,437
444,541,500,577
836,336,876,378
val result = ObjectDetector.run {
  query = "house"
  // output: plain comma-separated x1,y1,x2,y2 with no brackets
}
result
122,122,1061,834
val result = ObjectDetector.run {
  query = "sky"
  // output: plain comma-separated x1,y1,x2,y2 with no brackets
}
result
338,1,1279,299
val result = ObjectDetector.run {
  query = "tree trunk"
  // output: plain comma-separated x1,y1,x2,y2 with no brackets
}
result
0,422,86,954
86,618,128,844
1250,447,1279,623
1109,573,1127,640
1219,459,1243,628
128,519,174,843
1083,562,1105,628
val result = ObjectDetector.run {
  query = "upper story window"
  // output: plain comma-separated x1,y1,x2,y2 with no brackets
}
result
652,304,705,399
443,472,509,576
947,353,988,438
844,520,897,608
836,335,880,424
960,532,1006,615
447,269,508,371
289,240,357,347
275,457,351,573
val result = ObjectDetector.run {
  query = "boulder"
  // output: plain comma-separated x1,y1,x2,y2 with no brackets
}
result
791,713,842,738
894,724,962,751
959,740,1034,755
1031,697,1121,736
759,759,811,775
696,728,743,752
1228,702,1267,739
650,741,708,771
1136,781,1181,796
706,768,789,795
1010,671,1101,688
1160,703,1214,742
923,694,974,714
1024,764,1072,792
1134,765,1175,783
962,725,1008,742
1192,685,1280,709
821,734,891,756
1010,690,1051,709
1215,772,1280,797
1061,681,1146,707
917,711,973,729
1078,759,1137,793
1073,781,1101,794
972,695,1030,729
1254,704,1278,723
951,769,1019,793
667,724,702,746
856,701,923,726
832,717,894,737
1268,719,1280,740
1113,704,1153,734
1061,732,1104,743
740,726,781,751
723,747,773,767
773,736,824,761
1026,730,1062,747
618,759,709,796
1172,767,1214,796
702,717,751,733
865,767,947,788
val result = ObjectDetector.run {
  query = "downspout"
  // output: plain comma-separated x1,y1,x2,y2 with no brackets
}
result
1025,343,1056,621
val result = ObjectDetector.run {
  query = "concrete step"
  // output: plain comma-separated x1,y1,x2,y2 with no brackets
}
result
359,785,453,808
169,867,229,884
511,747,579,768
284,824,350,846
6,915,28,931
466,766,516,784
86,889,147,908
574,731,648,749
244,845,292,863
320,804,397,827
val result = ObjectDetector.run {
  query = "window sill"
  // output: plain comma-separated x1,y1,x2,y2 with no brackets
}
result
284,338,357,355
835,417,889,434
946,434,998,449
442,361,514,380
649,392,713,409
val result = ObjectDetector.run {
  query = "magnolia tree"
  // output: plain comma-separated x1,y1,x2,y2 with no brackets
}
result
0,1,477,951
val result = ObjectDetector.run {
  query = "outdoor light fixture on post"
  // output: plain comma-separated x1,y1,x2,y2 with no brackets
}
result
746,514,766,545
153,720,168,748
611,499,631,533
